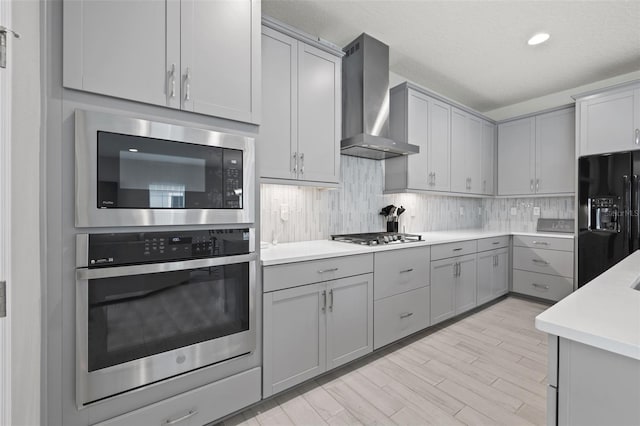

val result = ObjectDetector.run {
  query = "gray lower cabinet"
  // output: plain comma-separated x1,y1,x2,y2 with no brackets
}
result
477,248,509,305
262,274,373,397
430,253,477,325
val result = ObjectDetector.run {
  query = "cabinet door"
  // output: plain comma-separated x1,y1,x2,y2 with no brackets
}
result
263,283,326,397
326,274,373,370
430,258,456,325
450,109,469,192
455,254,477,314
493,249,509,297
429,99,452,191
579,88,640,156
260,27,297,180
481,121,495,195
467,116,483,194
297,43,341,184
181,0,260,124
63,0,179,108
536,108,575,194
498,117,536,195
476,251,495,306
406,90,430,190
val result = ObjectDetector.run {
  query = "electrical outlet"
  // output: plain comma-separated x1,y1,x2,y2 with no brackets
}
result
478,206,482,216
510,207,517,216
533,206,541,216
459,207,464,216
280,204,289,221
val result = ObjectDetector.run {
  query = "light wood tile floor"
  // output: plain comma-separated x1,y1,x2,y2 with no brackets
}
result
222,297,550,426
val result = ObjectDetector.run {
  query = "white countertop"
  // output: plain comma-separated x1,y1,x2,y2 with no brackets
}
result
536,250,640,360
261,229,574,266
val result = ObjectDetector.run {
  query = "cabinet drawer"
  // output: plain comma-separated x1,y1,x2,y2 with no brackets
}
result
477,235,510,252
431,240,477,260
513,235,574,252
512,270,573,301
263,254,373,292
94,367,261,426
513,246,573,278
374,246,430,300
374,286,430,350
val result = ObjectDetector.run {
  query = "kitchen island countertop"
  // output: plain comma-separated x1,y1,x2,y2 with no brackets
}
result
536,250,640,360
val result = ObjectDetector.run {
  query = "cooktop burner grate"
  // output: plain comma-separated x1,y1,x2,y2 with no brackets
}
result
330,232,422,246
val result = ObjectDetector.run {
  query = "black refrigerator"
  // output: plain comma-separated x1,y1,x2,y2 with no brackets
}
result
578,151,640,287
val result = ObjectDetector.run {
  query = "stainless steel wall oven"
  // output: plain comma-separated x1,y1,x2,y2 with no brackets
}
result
76,228,256,406
75,109,255,227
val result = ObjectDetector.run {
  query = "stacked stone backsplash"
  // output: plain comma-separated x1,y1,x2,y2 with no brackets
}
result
260,156,575,243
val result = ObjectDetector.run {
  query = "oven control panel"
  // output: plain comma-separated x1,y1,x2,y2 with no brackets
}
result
87,228,252,267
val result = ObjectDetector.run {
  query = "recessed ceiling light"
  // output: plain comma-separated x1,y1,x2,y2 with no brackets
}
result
528,33,550,46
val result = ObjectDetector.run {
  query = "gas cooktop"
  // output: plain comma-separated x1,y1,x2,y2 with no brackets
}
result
330,232,422,246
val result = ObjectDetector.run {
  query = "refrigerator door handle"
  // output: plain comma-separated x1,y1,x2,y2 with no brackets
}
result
634,175,640,251
624,175,631,249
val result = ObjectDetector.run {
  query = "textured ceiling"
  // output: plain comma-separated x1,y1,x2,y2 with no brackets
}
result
262,0,640,113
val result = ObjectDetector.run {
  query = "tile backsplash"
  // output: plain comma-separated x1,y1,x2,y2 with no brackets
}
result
260,156,576,243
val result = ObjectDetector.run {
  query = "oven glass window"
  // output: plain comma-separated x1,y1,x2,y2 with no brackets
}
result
87,263,249,372
97,131,243,210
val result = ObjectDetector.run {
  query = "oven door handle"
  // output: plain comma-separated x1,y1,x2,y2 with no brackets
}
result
77,253,258,280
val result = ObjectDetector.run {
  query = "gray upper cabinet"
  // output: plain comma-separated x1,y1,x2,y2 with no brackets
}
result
63,0,260,124
498,107,575,196
450,108,483,194
386,85,451,192
260,24,341,185
481,121,496,195
536,108,576,194
578,85,640,156
498,117,536,195
180,0,260,123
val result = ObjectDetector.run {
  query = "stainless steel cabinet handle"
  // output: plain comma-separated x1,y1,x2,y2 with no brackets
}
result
400,312,414,319
452,263,457,277
483,180,486,192
635,129,639,145
469,178,472,190
300,153,305,175
400,268,414,273
184,67,191,101
532,283,550,290
492,241,500,245
168,63,176,98
532,259,549,265
164,409,198,425
532,241,549,245
530,179,534,192
321,290,327,312
292,152,298,174
433,172,436,185
329,289,334,311
453,248,463,252
536,178,540,192
318,267,338,273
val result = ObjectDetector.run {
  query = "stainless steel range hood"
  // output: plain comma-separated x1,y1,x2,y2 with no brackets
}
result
341,34,419,160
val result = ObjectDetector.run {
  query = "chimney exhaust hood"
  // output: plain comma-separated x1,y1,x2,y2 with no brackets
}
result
341,34,419,160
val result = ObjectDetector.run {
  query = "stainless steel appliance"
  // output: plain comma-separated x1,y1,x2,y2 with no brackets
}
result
578,151,640,287
331,232,422,246
76,228,256,406
75,109,255,227
341,34,419,159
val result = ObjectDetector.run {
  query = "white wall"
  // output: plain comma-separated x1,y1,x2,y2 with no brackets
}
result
10,1,41,425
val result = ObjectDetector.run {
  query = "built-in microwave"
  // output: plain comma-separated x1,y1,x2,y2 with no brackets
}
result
75,110,255,227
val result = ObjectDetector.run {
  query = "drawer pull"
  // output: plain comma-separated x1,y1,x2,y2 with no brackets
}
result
164,409,198,425
532,241,549,245
321,290,327,312
492,241,500,245
400,312,414,319
318,267,339,273
453,248,463,252
532,259,549,265
532,283,550,290
400,268,414,273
